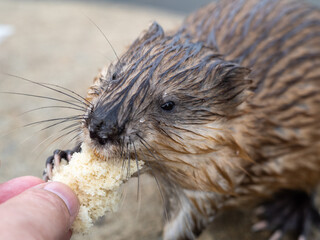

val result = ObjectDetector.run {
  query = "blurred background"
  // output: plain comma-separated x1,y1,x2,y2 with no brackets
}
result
0,0,319,239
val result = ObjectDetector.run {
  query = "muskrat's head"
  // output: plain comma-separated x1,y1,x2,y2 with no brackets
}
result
83,22,251,191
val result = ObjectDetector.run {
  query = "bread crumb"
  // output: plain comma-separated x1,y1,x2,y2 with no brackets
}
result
52,143,143,233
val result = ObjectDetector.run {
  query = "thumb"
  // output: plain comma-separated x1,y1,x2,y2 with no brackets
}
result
0,182,79,240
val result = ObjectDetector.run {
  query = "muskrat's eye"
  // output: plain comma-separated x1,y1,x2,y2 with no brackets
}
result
161,101,175,111
111,73,117,80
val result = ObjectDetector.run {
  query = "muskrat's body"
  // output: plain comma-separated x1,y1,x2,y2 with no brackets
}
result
45,0,320,239
180,0,320,202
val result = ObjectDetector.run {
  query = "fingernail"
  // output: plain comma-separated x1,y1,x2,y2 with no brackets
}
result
43,182,79,221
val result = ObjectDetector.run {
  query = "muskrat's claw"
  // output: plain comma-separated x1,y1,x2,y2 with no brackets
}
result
42,149,75,181
252,190,320,240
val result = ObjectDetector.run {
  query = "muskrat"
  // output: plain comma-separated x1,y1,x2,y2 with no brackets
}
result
43,0,320,239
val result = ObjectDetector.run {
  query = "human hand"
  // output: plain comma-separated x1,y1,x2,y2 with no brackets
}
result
0,176,79,240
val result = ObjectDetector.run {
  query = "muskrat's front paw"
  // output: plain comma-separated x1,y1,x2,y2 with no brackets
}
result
252,190,320,240
43,149,75,181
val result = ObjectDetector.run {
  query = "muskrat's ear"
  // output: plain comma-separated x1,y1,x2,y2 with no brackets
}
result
210,64,252,114
134,21,165,45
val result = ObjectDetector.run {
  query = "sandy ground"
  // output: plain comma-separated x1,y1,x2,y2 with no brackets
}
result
0,0,319,240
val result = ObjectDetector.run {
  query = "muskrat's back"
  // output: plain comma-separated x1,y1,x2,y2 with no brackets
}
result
181,0,320,193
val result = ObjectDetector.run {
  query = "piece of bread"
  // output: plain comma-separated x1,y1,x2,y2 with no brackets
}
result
52,143,144,233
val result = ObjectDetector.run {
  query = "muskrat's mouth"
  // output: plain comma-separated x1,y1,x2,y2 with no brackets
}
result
92,148,108,161
86,140,120,161
89,142,144,173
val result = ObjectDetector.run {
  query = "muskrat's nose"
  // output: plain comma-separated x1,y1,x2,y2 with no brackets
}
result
88,104,125,145
88,118,124,145
89,129,108,145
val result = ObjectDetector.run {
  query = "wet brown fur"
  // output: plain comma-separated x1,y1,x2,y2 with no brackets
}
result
83,0,320,239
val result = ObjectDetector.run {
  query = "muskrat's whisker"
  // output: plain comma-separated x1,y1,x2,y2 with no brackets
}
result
59,122,81,132
45,127,81,149
33,127,81,161
138,139,160,163
62,100,88,105
131,140,141,202
18,105,85,117
23,115,84,128
44,122,81,133
138,133,195,169
32,122,81,147
138,136,179,181
0,92,87,111
173,124,221,136
39,118,82,132
160,126,182,140
25,123,81,155
136,134,162,162
137,135,184,173
43,82,92,108
152,171,169,222
126,142,131,179
1,116,82,145
85,15,119,61
131,140,142,219
31,126,81,155
138,136,185,217
121,149,126,172
138,137,180,181
64,130,82,147
137,146,169,222
121,135,127,176
21,117,81,151
120,135,126,158
50,125,81,142
2,73,91,108
122,142,128,172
